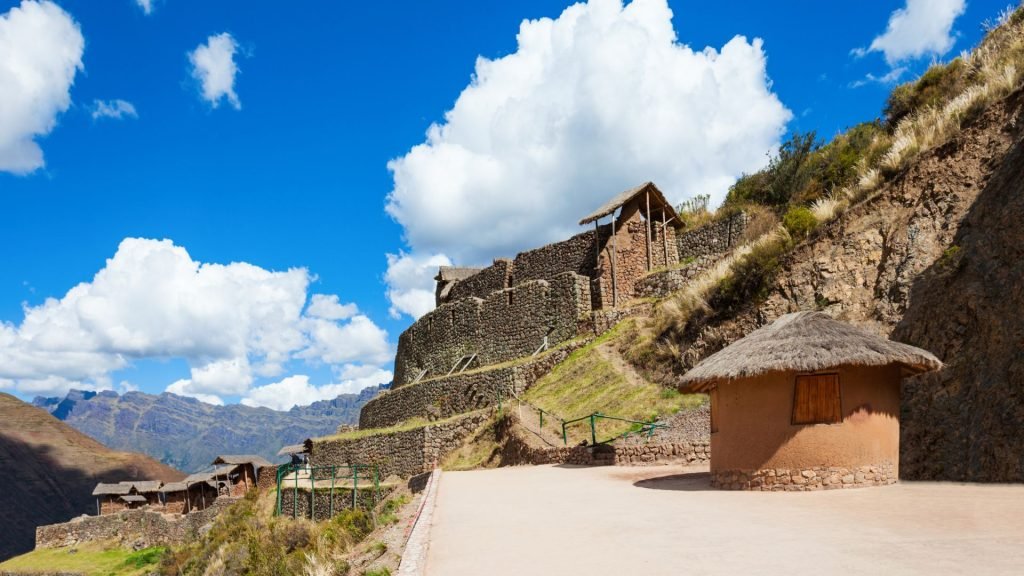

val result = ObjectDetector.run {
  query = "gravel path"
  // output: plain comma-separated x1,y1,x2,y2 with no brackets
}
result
426,464,1024,576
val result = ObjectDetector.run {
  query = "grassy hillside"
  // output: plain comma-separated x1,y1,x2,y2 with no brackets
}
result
0,543,166,576
0,393,183,562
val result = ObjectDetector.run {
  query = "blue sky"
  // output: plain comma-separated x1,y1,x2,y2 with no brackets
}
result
0,0,1009,407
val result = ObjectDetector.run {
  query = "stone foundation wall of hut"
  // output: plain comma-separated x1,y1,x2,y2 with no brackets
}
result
277,485,396,521
393,273,590,387
711,462,897,491
311,411,491,479
98,498,127,516
675,211,747,259
361,341,584,429
35,498,237,550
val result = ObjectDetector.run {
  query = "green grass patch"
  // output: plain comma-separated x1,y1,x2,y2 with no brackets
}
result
316,409,487,442
0,543,166,576
523,333,700,444
441,417,503,471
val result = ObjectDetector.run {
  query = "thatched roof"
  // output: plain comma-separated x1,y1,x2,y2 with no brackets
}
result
277,443,307,456
159,482,188,493
680,311,942,391
184,471,213,483
434,266,481,282
92,482,132,496
129,481,162,493
119,494,148,503
578,182,681,226
212,455,273,468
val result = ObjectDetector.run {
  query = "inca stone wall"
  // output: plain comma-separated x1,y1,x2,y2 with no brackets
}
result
311,411,491,479
35,498,236,550
634,255,720,299
360,342,585,429
446,259,513,303
511,229,601,287
676,211,747,259
277,485,396,521
711,462,896,491
393,272,591,387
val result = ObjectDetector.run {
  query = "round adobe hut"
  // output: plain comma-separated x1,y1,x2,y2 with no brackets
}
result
681,311,941,491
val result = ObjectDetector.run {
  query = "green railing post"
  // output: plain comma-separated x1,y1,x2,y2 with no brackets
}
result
293,468,298,519
590,413,597,446
329,466,335,519
562,422,567,446
310,468,316,521
352,466,359,510
275,464,286,516
539,409,544,429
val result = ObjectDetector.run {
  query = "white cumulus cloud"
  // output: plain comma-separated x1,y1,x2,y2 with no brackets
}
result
384,252,451,320
306,294,358,321
241,365,393,411
189,32,242,109
0,238,392,403
855,0,966,65
136,0,154,15
0,0,84,174
92,99,138,120
382,0,790,319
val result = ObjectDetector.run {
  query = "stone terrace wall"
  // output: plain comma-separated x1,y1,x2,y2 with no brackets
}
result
511,229,600,287
634,255,720,299
311,411,491,479
393,273,590,387
446,259,513,304
278,485,396,521
35,498,236,550
361,342,584,429
711,462,896,491
676,211,747,259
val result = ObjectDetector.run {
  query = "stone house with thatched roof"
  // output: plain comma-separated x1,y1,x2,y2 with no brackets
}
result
681,311,942,491
211,455,273,496
158,481,189,514
92,482,133,515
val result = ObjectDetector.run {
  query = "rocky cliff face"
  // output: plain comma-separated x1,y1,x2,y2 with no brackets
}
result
33,385,386,473
0,393,183,561
675,89,1024,482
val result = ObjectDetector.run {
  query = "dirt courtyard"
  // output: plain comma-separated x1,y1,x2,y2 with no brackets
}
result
425,464,1024,575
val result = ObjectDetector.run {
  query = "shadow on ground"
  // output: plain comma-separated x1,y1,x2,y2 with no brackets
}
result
633,471,714,492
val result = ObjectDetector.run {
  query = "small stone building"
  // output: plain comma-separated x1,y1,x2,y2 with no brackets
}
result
159,481,188,514
181,472,220,512
211,455,273,496
680,311,942,491
130,480,163,506
92,482,133,515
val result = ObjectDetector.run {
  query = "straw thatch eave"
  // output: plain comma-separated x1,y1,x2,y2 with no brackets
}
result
212,454,273,468
680,311,942,392
578,182,681,226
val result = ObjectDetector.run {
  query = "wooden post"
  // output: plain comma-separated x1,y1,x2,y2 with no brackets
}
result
610,214,618,308
96,498,100,516
645,191,652,271
593,219,600,271
662,209,669,265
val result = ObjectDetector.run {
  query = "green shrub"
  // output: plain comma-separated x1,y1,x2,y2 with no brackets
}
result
725,132,820,207
782,206,817,239
708,234,793,315
364,568,391,576
884,59,968,128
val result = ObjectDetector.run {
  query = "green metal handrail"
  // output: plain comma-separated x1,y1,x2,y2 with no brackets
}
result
560,412,667,446
275,463,381,519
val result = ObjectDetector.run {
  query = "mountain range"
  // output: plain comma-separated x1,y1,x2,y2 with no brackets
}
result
32,385,386,473
0,393,183,561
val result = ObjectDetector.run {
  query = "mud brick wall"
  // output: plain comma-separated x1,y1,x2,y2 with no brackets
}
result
360,342,585,429
278,485,396,520
35,498,237,550
445,259,513,304
310,411,491,479
676,211,747,259
393,273,590,387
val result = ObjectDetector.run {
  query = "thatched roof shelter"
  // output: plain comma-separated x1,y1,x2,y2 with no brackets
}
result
434,267,481,282
277,443,307,456
119,494,148,504
212,455,273,468
159,481,188,493
578,181,681,226
681,311,942,392
92,482,132,496
129,481,162,493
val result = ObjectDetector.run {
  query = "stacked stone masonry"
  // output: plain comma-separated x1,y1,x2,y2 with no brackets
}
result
393,272,591,387
711,462,896,491
278,485,396,521
311,411,491,479
361,342,585,429
447,259,513,303
675,211,747,259
634,255,722,299
35,498,237,550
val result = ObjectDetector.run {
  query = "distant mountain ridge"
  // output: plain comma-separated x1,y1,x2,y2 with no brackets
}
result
33,385,386,473
0,393,183,561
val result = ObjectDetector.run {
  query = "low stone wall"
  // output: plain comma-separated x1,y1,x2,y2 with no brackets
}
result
278,485,396,520
711,462,897,491
35,498,237,550
634,255,720,299
445,259,512,303
360,341,585,429
257,465,279,492
676,211,747,259
311,411,491,479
